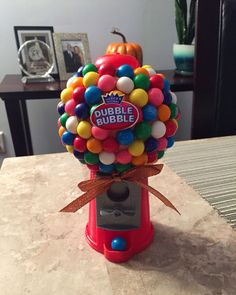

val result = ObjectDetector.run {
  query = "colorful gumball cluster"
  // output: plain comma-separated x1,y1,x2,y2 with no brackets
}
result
57,58,179,175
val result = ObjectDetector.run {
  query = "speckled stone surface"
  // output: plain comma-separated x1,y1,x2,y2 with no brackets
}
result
0,152,236,295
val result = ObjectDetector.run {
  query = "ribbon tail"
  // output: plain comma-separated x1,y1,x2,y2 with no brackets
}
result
134,180,181,215
60,184,110,213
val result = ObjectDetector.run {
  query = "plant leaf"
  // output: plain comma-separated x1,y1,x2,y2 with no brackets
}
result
175,0,187,44
187,0,197,44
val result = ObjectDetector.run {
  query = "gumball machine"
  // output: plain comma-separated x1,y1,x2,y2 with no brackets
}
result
58,53,179,263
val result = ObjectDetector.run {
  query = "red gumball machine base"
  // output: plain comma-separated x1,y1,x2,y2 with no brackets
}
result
85,172,154,263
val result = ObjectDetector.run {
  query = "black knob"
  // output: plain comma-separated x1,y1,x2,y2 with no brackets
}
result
107,182,129,202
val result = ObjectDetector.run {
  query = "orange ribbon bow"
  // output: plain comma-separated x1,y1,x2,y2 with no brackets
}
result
60,164,180,215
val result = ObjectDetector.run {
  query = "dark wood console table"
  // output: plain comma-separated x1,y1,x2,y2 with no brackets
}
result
0,71,193,156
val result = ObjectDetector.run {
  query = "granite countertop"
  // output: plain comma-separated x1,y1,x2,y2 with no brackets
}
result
0,145,236,295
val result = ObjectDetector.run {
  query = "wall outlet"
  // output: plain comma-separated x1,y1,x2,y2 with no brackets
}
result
0,132,6,153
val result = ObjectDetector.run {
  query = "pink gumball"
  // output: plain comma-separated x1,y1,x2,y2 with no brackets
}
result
148,88,164,107
102,137,119,153
74,136,87,152
57,117,61,127
92,126,110,140
116,150,132,164
157,137,168,151
65,99,76,115
98,75,116,92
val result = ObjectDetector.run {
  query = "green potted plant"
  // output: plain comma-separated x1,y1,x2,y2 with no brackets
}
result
173,0,196,76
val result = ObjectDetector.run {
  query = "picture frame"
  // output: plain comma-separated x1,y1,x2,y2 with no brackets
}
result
14,26,59,79
53,33,91,80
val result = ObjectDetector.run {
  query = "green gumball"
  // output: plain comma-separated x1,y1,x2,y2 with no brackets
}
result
84,152,99,164
134,74,150,90
82,64,98,76
60,113,69,127
135,122,152,140
115,163,132,173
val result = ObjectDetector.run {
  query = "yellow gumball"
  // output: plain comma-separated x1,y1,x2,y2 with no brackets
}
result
129,88,148,107
83,72,99,87
132,153,148,166
142,65,152,69
66,145,74,153
60,87,73,103
77,121,92,139
128,140,145,157
142,65,156,76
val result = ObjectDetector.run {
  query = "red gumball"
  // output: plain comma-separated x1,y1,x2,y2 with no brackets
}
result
165,120,178,137
147,152,157,163
87,164,99,172
95,54,139,70
74,136,87,152
149,74,164,89
102,137,119,152
98,63,116,76
72,86,86,103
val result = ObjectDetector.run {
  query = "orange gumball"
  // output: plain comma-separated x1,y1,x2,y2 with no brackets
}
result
132,153,148,166
58,126,66,137
134,67,149,77
87,137,103,154
157,73,165,79
158,104,171,122
70,77,84,89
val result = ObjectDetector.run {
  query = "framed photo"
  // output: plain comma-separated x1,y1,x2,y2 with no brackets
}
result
53,33,91,80
14,26,59,79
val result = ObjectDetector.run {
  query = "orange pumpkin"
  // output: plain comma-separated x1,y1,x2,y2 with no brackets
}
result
106,29,143,66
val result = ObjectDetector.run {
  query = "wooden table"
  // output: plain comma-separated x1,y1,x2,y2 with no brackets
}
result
0,71,193,157
0,138,235,295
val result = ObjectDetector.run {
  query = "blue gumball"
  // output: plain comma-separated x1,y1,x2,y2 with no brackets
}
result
145,137,158,152
167,137,175,148
62,131,75,146
163,91,172,105
75,103,89,119
99,163,114,174
57,101,65,115
111,237,127,251
73,150,85,160
163,79,170,92
84,86,101,105
142,103,157,121
116,64,134,79
116,129,134,145
77,66,84,77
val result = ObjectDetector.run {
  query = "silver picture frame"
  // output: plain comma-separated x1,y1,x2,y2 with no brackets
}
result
14,26,59,79
53,33,91,81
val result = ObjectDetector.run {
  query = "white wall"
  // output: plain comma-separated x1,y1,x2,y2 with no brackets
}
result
0,0,192,163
